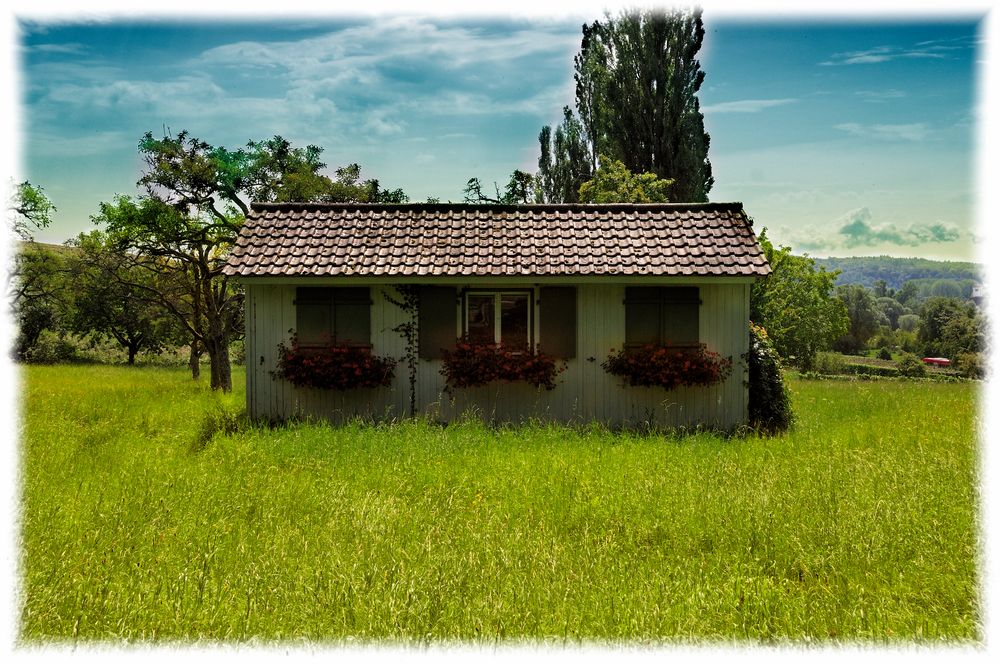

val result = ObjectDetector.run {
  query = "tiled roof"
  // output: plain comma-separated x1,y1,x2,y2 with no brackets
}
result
223,202,771,278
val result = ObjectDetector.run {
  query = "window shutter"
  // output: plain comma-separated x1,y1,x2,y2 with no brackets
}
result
333,287,371,346
624,287,661,347
624,286,701,347
418,286,458,359
661,287,700,346
295,287,333,346
539,286,576,358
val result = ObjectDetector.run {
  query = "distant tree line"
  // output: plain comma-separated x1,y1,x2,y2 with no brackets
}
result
814,256,982,290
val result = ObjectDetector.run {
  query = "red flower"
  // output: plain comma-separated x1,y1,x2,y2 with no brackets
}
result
272,333,396,390
601,343,732,390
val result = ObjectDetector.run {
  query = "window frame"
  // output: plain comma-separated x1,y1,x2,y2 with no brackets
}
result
461,288,535,351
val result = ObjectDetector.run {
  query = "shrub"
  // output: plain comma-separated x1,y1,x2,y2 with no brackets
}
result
22,330,79,364
956,352,985,379
813,351,847,375
441,340,565,390
602,343,732,390
896,353,927,378
746,323,793,434
877,347,893,361
274,336,396,390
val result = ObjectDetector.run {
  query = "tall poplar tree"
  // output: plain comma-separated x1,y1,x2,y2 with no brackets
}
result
537,8,713,203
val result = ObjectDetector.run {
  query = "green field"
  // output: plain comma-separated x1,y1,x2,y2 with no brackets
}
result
19,365,980,643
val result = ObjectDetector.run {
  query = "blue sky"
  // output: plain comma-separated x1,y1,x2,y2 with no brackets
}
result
14,9,984,260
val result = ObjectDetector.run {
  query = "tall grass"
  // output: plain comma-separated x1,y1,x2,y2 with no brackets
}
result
19,365,979,643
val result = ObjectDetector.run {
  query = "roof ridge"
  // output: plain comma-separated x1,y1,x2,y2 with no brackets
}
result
250,201,745,212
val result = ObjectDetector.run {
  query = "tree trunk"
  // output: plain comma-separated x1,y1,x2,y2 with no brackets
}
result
189,338,201,380
127,343,138,365
206,336,232,392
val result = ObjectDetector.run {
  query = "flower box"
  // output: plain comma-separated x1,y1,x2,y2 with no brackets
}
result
274,336,396,390
440,340,565,390
602,343,732,389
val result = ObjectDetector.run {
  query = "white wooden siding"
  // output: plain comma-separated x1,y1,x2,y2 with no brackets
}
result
243,281,750,429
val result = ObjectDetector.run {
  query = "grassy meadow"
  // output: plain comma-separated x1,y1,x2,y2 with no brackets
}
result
18,365,980,644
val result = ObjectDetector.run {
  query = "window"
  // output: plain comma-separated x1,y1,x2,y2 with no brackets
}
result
295,287,372,347
463,290,533,351
624,287,700,348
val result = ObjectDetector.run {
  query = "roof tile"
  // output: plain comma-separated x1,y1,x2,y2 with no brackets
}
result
223,202,772,278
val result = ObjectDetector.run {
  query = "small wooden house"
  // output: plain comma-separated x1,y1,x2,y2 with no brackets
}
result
223,202,771,429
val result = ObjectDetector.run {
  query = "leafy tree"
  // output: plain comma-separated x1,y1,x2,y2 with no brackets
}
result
8,180,56,241
929,279,963,299
127,130,407,390
7,182,65,359
750,230,848,370
834,284,886,353
569,8,712,202
9,243,68,360
918,297,985,358
894,281,920,308
323,163,409,204
876,296,907,330
536,107,594,203
872,279,889,298
137,131,406,214
577,156,672,203
94,195,243,390
898,313,921,333
464,170,535,205
8,181,60,338
64,230,177,364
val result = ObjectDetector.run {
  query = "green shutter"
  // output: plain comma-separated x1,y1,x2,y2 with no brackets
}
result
418,286,458,359
661,287,700,346
625,286,700,347
333,286,371,346
624,287,661,347
539,286,576,358
295,287,332,345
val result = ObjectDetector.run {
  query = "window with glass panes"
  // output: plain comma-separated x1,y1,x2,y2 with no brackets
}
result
463,290,533,351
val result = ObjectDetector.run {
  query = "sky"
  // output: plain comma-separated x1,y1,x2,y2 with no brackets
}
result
9,5,987,261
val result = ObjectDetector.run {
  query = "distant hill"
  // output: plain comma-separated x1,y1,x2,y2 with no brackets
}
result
813,256,983,290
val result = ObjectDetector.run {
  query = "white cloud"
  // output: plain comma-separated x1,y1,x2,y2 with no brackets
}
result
821,44,949,66
28,42,87,55
197,17,577,71
363,110,406,137
44,75,227,110
854,89,907,102
785,207,964,251
834,122,930,142
701,98,797,114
